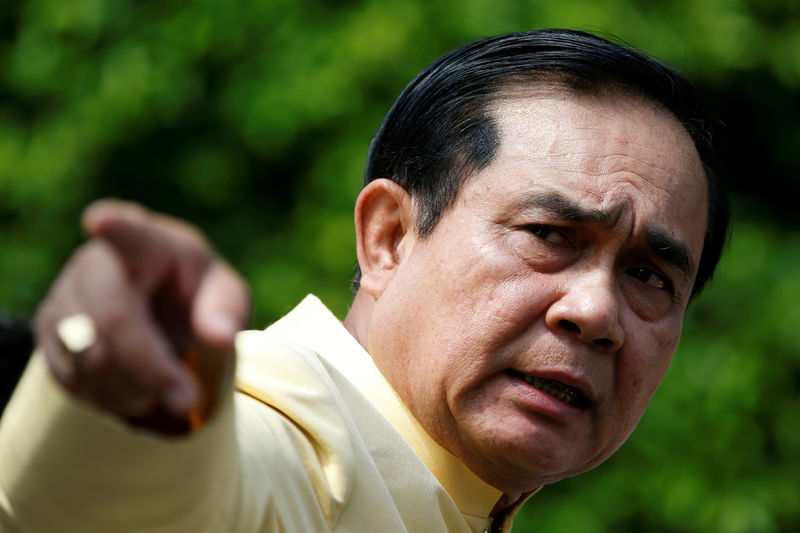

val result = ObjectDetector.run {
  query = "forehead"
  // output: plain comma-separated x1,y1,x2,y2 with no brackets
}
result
469,91,708,257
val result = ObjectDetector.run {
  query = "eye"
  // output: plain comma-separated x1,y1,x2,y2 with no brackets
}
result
627,267,674,293
526,225,568,246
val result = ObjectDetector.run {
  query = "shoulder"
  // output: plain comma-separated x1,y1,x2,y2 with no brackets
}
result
232,329,357,529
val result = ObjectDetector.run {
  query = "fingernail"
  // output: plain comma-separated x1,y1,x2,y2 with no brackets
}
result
163,382,198,417
208,313,239,341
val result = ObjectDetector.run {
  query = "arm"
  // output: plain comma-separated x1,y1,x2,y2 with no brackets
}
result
0,200,249,531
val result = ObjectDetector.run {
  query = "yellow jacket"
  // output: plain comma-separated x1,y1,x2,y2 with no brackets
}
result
0,296,526,532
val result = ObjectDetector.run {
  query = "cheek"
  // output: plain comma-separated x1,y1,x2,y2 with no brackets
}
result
605,337,677,453
388,225,561,397
621,278,672,321
617,320,681,408
443,266,555,369
422,239,536,342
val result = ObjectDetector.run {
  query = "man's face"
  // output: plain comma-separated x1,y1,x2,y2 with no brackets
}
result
367,91,708,494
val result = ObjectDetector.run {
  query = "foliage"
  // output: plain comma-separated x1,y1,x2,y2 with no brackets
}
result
0,0,798,531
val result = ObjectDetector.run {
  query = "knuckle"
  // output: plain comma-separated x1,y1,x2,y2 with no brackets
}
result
79,369,156,418
78,347,109,378
120,393,158,417
33,304,56,335
95,303,133,335
71,239,112,270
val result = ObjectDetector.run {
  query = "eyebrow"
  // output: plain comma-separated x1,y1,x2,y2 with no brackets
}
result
520,191,697,281
521,191,620,226
644,228,696,283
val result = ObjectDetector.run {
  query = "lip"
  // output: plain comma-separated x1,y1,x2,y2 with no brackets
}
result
505,368,594,418
522,369,595,403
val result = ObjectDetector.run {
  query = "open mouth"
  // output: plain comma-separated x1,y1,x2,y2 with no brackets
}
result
509,370,589,408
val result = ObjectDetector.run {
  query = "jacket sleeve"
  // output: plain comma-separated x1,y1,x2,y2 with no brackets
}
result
0,351,242,533
0,333,360,533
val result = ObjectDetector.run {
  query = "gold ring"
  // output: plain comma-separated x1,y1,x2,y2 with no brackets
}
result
56,313,98,365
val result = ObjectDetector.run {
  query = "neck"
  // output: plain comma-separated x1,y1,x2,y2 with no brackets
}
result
343,289,373,351
491,492,524,515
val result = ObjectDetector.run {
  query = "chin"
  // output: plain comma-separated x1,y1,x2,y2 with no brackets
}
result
462,429,597,490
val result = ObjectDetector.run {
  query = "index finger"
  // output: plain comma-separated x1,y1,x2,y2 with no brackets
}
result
82,199,212,299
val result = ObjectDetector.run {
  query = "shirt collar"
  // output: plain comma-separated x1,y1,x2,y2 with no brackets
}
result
270,294,508,520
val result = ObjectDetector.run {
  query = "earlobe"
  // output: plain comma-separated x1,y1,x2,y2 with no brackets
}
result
354,179,415,299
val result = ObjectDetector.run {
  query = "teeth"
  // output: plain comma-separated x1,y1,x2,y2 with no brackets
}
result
519,374,585,407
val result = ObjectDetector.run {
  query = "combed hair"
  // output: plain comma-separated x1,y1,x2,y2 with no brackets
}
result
358,28,729,298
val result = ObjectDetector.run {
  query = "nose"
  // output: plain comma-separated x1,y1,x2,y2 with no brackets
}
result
545,270,625,352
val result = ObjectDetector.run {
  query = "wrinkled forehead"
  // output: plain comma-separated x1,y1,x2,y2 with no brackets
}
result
483,91,709,255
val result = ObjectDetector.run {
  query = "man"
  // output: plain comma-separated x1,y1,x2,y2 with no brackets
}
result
0,29,728,532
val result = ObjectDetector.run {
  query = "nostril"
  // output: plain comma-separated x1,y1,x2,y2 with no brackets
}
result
559,319,580,334
594,337,613,348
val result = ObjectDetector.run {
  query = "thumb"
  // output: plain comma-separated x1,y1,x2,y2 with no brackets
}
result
192,261,251,350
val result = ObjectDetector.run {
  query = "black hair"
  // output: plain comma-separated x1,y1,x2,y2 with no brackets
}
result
357,28,729,298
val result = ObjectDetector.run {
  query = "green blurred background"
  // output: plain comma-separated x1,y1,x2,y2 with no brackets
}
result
0,0,798,531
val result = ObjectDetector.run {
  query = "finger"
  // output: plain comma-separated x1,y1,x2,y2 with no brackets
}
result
82,199,211,299
36,298,80,386
37,240,199,418
83,200,252,345
74,352,160,418
192,261,251,350
76,241,200,416
35,244,103,387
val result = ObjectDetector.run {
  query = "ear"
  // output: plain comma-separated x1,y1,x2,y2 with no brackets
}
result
354,179,415,299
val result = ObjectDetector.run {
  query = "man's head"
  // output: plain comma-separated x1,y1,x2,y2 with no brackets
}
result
344,29,729,496
357,28,728,297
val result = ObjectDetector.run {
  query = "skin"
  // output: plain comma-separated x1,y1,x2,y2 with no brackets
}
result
346,91,709,498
